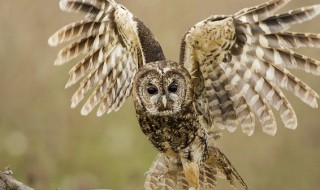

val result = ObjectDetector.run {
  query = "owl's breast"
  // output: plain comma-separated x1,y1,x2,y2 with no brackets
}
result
138,113,200,154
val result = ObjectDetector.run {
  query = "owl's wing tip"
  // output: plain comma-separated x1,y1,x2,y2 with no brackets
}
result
312,99,319,108
80,108,90,116
96,110,104,117
263,125,277,136
53,59,64,66
244,130,254,136
48,36,59,47
59,0,68,10
314,4,320,11
71,100,78,109
65,82,72,89
226,126,237,133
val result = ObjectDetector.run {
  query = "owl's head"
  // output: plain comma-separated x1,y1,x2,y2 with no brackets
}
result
133,61,194,116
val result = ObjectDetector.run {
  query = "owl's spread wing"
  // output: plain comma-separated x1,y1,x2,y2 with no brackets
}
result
49,0,165,116
180,0,320,136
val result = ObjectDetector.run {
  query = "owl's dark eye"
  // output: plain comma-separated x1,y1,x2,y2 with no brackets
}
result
147,85,158,95
168,84,178,93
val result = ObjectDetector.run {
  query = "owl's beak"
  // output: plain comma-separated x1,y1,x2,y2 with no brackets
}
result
161,96,167,108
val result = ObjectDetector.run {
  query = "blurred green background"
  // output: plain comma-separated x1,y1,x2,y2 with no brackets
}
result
0,0,319,189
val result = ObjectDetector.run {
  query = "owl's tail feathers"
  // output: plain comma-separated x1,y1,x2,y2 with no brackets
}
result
144,148,248,190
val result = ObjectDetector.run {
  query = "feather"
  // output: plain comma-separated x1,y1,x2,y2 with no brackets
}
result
235,99,256,136
66,45,115,89
60,0,111,10
48,21,107,47
203,63,238,130
225,84,256,135
59,0,101,15
199,165,217,189
70,44,124,110
210,57,255,134
233,57,298,129
206,147,248,189
250,5,320,35
144,154,185,190
55,33,110,65
253,46,320,76
145,148,247,190
97,56,136,116
240,46,319,108
200,67,224,129
235,0,291,23
210,66,256,134
221,62,277,135
255,32,320,49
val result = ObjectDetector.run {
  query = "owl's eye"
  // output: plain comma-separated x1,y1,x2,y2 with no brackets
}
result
147,85,158,95
168,84,178,93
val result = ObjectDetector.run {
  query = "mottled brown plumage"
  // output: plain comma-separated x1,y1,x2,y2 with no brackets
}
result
133,61,247,190
49,0,320,189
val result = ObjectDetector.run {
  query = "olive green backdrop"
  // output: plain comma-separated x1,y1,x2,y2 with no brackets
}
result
0,0,319,189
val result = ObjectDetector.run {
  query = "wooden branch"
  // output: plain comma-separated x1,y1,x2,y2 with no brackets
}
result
0,167,34,190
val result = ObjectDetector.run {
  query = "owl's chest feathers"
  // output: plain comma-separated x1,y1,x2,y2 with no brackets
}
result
138,112,201,153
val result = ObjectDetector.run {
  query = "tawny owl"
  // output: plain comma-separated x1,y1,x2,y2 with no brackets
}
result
132,61,247,189
48,0,320,189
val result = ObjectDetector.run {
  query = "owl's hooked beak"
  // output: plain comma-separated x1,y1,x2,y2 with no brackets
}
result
161,95,167,108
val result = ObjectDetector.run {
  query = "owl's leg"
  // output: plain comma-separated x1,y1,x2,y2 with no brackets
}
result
181,158,200,190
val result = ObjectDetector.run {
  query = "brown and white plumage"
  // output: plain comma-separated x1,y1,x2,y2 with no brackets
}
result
49,0,320,189
48,0,165,116
133,61,247,190
180,0,320,136
145,146,247,190
49,1,245,189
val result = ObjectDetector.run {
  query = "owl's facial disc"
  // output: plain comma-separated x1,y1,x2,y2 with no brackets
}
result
133,61,193,116
143,74,186,116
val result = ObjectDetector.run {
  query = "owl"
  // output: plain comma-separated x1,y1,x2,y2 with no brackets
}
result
133,61,247,189
48,0,320,189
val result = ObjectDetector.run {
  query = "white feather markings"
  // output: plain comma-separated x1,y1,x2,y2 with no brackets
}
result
254,78,264,92
273,49,282,65
59,0,68,12
243,70,252,81
48,36,59,47
258,35,269,48
266,65,275,80
249,94,259,108
255,46,265,60
230,75,241,86
258,23,272,34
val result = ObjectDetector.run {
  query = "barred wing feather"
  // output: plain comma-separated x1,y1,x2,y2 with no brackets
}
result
49,0,165,116
180,0,320,136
